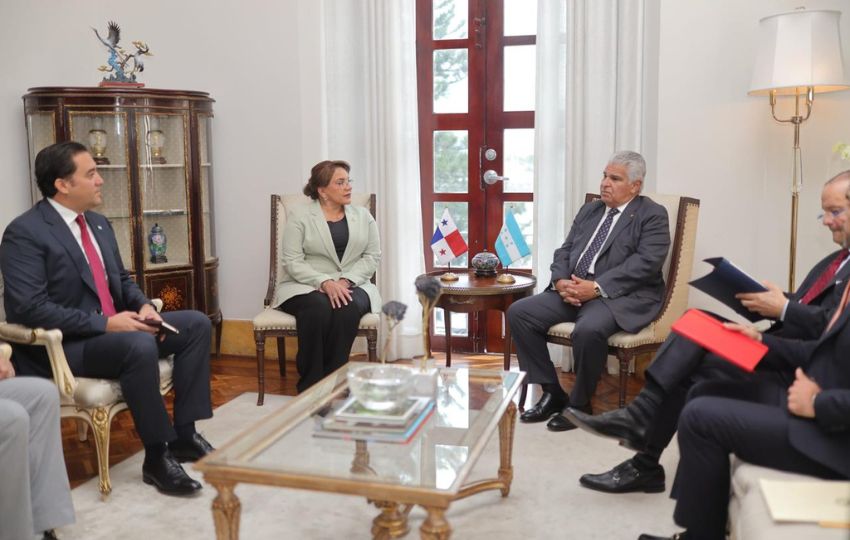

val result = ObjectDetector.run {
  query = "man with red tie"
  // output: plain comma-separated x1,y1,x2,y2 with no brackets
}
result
565,170,850,495
1,141,214,496
636,183,850,540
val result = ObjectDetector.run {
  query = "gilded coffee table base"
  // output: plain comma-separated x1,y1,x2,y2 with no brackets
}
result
420,506,451,539
371,500,412,539
200,368,525,540
210,481,241,540
207,403,518,540
455,401,517,500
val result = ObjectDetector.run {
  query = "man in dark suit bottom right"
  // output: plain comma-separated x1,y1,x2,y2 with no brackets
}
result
612,181,850,540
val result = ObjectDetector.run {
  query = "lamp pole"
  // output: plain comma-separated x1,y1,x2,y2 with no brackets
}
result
768,87,812,291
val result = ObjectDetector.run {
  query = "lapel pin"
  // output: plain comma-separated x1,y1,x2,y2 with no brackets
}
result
97,225,103,230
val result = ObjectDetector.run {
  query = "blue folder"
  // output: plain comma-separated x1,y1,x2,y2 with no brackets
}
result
689,257,769,323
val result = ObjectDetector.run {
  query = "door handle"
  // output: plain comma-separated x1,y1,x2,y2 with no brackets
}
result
483,170,509,185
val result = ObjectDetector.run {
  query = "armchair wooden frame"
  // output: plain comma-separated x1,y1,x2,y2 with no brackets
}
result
544,193,700,407
252,194,378,406
0,271,173,499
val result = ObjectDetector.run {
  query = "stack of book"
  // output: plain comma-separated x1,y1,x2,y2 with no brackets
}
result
314,396,435,444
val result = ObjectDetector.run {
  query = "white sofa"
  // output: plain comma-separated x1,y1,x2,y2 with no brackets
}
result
729,459,849,539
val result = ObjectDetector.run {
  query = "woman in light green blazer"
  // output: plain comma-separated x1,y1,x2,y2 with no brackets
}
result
275,160,381,392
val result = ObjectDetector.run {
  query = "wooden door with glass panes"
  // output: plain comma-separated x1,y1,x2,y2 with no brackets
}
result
417,0,536,354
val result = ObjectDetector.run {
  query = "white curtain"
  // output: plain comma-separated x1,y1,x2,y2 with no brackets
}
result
534,0,646,368
320,0,426,361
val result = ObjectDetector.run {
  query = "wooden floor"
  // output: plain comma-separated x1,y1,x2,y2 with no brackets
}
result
61,353,645,488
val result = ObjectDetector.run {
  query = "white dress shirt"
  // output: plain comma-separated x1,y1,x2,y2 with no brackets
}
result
47,197,108,283
576,198,634,276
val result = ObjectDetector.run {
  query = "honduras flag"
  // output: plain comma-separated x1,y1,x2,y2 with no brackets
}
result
495,210,531,267
430,208,468,264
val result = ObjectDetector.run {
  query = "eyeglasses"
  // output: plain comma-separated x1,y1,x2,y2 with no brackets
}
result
817,208,847,221
332,178,354,187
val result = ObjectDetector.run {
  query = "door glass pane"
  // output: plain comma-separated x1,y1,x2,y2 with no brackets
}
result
435,308,469,337
503,45,536,112
503,128,534,193
433,0,467,40
504,0,537,36
68,111,134,270
136,113,191,270
502,201,533,268
433,49,468,113
432,202,469,268
433,130,468,193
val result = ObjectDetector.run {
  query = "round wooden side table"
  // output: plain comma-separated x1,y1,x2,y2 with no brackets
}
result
418,269,537,370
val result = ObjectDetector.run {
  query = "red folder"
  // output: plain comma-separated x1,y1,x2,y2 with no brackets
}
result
671,309,768,372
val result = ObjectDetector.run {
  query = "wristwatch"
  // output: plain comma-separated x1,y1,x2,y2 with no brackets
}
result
593,283,602,298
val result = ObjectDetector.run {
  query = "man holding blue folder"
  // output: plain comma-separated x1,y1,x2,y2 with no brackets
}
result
565,170,850,494
637,178,850,540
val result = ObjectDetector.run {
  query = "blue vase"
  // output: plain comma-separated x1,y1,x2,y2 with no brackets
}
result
148,223,168,263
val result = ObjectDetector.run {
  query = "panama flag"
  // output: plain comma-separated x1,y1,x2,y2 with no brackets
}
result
495,210,531,267
430,208,469,264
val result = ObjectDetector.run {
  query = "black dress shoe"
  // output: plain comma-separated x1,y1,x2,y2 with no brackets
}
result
42,530,59,540
519,392,567,423
169,433,215,462
142,451,202,496
580,458,665,493
547,403,592,432
562,406,648,451
638,532,689,540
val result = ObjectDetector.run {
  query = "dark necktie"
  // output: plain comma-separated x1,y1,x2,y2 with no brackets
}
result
76,215,117,316
824,280,850,333
574,208,620,279
799,249,849,305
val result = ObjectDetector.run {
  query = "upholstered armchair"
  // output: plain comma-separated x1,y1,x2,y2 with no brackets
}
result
252,193,379,406
544,193,700,407
0,270,173,498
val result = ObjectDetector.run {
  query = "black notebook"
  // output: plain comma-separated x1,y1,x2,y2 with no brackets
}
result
688,257,769,322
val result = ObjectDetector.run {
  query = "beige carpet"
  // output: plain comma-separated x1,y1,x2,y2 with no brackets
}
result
61,393,679,539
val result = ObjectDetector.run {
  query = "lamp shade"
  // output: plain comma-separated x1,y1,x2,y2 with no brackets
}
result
749,9,849,96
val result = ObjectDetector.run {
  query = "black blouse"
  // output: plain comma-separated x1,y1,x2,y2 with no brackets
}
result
326,215,349,261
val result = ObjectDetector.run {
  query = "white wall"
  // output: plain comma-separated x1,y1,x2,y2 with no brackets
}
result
0,0,325,320
653,0,850,317
2,0,850,323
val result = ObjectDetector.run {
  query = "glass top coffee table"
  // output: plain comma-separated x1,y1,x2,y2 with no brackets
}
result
194,364,525,539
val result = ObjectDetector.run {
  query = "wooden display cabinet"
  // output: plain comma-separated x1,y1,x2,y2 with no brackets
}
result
22,87,222,354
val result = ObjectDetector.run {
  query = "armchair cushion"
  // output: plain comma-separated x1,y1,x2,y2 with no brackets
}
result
70,358,173,408
253,307,379,332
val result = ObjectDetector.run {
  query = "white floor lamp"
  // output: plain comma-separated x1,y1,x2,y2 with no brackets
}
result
748,8,849,291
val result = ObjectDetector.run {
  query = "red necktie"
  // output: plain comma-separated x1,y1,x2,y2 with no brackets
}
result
825,280,850,333
76,215,117,316
799,249,850,305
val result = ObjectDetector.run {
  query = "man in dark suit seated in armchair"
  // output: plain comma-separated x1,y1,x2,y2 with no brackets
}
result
639,270,850,540
1,141,215,496
507,150,671,431
565,171,850,495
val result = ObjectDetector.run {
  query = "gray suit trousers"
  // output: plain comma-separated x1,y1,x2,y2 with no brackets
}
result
507,289,620,406
0,377,74,539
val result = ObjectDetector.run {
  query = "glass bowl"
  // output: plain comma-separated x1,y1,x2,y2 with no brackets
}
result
347,365,414,411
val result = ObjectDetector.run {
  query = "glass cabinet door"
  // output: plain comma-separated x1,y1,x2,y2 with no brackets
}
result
198,114,216,262
25,112,56,203
136,113,191,270
68,111,135,271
